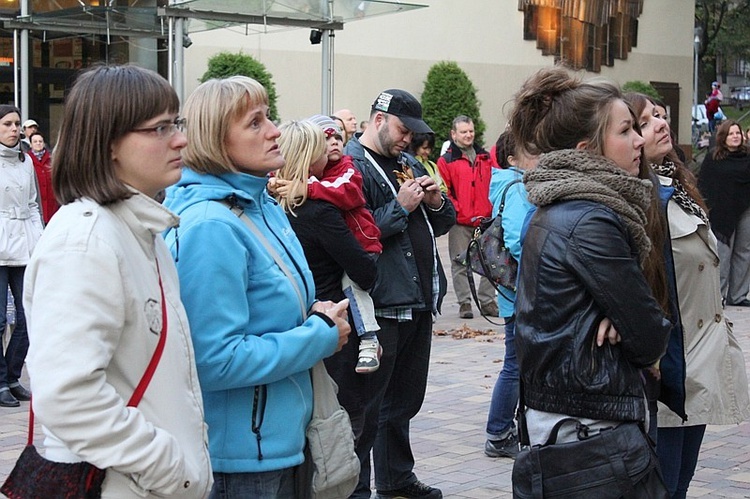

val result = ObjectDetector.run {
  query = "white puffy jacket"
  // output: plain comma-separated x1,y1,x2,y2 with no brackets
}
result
24,192,212,498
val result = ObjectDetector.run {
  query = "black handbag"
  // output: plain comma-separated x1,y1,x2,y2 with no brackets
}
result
512,382,669,499
1,265,169,499
454,179,521,324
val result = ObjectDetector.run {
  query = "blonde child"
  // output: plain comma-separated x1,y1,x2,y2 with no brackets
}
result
271,118,382,373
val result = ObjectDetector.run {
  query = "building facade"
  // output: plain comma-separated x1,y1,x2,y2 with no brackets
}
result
1,1,694,147
185,0,694,147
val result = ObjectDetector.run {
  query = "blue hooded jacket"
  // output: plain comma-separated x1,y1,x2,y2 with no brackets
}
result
488,167,533,318
163,168,339,473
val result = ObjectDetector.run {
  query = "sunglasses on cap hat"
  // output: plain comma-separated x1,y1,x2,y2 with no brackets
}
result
323,127,342,140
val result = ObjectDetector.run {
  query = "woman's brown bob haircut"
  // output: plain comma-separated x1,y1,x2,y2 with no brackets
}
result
181,76,269,175
53,64,179,205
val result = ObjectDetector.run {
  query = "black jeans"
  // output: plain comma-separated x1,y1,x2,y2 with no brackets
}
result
325,310,434,497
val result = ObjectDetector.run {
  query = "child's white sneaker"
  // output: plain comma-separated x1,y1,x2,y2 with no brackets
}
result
356,337,382,374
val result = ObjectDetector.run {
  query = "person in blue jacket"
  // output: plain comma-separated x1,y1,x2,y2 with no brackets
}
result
163,76,351,499
483,131,536,458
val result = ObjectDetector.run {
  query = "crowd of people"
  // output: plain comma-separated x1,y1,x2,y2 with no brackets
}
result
0,61,748,499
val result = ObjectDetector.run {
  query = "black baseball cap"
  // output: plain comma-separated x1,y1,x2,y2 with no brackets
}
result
371,89,433,134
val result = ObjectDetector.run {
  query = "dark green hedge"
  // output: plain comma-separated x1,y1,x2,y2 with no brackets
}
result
200,52,279,122
421,61,486,155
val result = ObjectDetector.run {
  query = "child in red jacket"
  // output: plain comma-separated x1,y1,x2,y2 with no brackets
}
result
273,115,383,373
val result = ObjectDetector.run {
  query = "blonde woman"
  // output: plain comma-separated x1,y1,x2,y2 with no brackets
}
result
273,117,383,374
163,76,350,498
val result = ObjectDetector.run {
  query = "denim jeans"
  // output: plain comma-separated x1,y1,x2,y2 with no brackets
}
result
0,266,28,388
657,425,706,499
485,319,519,439
209,468,296,499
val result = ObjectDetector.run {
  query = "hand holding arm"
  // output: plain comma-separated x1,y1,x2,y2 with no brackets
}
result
321,299,351,352
596,317,621,347
274,179,296,199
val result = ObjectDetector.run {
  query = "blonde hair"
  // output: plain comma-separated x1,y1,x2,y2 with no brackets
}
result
182,76,269,174
276,120,327,215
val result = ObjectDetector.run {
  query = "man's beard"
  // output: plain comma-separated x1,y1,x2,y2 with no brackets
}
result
377,123,397,158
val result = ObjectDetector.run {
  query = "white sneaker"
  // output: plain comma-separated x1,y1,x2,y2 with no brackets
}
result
356,337,382,374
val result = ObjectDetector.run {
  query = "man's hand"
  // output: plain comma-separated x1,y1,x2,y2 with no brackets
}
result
415,175,443,209
396,179,425,213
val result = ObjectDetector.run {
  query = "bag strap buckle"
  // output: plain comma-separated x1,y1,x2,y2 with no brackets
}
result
576,422,592,440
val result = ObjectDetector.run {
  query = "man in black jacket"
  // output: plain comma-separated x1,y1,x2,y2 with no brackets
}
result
344,89,455,499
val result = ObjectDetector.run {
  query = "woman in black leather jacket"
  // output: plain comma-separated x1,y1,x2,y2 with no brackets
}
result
510,67,672,496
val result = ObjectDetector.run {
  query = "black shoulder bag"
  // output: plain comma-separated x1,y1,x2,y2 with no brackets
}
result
512,382,669,499
454,179,521,324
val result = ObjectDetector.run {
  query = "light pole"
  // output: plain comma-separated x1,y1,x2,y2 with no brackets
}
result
693,27,702,126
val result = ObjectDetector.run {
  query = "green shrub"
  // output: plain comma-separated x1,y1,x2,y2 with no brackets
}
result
622,81,662,101
421,61,486,154
200,52,279,122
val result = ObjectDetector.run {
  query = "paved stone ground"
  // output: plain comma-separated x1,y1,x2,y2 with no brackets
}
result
2,235,750,498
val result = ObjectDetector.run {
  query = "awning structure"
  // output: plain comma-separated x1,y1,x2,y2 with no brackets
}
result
162,0,427,112
4,0,427,116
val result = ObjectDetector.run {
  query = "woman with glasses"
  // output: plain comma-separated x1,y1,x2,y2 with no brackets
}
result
163,76,351,498
23,65,212,497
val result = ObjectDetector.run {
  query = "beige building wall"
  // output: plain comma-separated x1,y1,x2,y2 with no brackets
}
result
185,0,694,145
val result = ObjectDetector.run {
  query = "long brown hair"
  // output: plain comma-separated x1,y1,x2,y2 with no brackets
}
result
625,91,712,315
624,92,708,214
511,68,669,314
510,66,619,157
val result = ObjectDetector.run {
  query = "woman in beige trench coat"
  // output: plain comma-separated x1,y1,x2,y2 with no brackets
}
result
626,92,750,499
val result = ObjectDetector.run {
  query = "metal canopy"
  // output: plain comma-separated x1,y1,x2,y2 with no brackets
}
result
166,0,424,31
4,0,427,116
4,7,164,39
4,0,425,37
163,0,427,113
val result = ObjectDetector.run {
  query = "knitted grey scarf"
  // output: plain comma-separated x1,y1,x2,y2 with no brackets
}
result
523,149,654,265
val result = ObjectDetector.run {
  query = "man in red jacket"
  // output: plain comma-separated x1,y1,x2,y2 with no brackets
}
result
438,116,497,318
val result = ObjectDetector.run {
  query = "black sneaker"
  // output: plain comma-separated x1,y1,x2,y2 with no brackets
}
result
376,479,443,498
484,433,519,459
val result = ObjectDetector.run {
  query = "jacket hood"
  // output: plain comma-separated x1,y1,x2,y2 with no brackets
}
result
443,140,489,163
165,167,273,214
